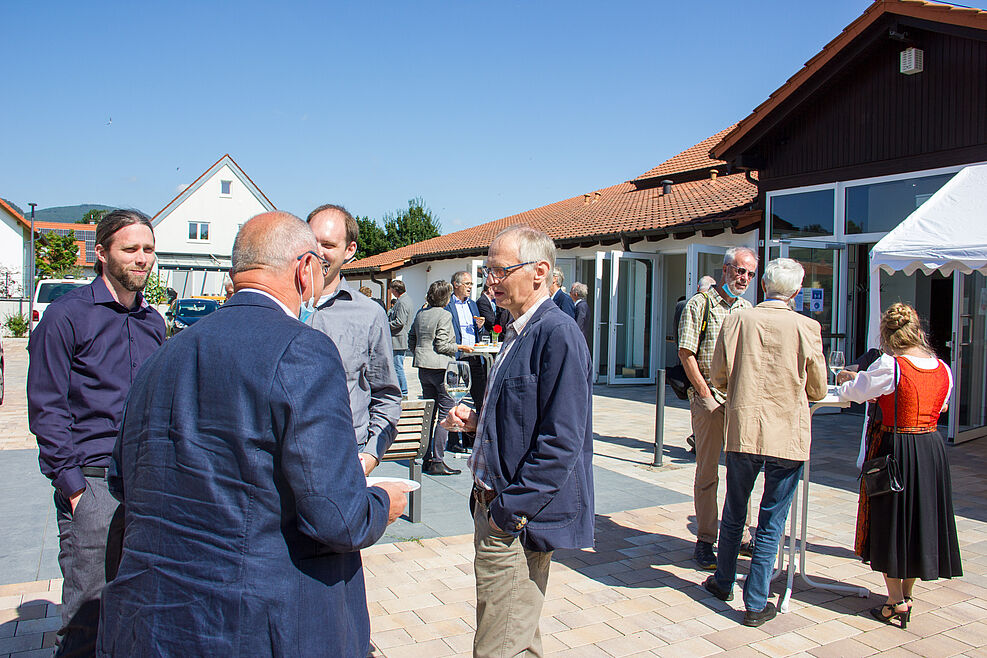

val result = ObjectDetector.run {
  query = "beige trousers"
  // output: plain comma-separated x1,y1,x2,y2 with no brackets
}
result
690,396,751,544
472,501,553,658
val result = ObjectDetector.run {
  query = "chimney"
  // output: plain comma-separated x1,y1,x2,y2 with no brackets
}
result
594,191,601,201
583,193,591,204
710,169,718,181
661,180,673,195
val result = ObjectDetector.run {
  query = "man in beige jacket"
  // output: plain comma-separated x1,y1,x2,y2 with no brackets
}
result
702,258,827,627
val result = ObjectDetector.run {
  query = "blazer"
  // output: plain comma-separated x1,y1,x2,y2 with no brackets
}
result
444,296,481,352
710,299,828,462
408,306,457,370
552,288,577,319
573,298,589,336
476,293,497,333
388,292,414,350
475,300,594,553
98,292,390,658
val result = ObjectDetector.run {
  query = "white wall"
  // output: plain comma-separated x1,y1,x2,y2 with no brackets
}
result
0,208,26,296
154,164,270,258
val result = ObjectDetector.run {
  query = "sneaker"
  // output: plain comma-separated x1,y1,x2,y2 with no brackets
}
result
743,601,777,627
686,434,696,454
702,575,733,601
693,540,717,571
739,536,755,558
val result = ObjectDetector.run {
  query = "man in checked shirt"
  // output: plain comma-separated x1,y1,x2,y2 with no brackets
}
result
444,225,594,658
28,210,165,657
679,246,758,571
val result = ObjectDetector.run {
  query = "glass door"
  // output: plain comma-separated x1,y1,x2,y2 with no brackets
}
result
951,271,987,443
593,251,609,383
686,244,757,305
779,241,845,358
607,252,659,384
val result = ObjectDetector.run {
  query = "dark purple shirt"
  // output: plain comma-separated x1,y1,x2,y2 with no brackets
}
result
28,277,165,498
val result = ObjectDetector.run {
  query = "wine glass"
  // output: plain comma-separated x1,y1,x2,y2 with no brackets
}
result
828,350,845,385
445,361,472,402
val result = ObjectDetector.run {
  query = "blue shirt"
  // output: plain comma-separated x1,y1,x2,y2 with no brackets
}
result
28,277,165,498
452,297,477,347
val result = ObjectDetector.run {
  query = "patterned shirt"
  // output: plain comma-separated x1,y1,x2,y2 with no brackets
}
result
677,286,751,403
468,295,551,490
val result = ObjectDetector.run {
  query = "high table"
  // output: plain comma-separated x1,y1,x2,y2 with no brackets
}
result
772,387,870,612
470,343,501,372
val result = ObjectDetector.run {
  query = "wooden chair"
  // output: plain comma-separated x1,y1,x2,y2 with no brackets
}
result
378,399,434,523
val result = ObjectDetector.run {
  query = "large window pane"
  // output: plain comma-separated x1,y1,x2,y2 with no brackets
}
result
845,173,954,234
770,189,834,239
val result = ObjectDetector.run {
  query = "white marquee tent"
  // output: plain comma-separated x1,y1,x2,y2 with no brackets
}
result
868,163,987,347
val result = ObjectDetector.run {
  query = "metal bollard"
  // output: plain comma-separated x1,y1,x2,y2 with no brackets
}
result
653,369,665,466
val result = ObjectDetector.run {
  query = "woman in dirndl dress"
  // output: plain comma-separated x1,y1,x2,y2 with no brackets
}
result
836,303,962,629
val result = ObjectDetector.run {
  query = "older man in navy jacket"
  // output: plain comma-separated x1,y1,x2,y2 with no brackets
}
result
97,212,407,658
445,225,594,658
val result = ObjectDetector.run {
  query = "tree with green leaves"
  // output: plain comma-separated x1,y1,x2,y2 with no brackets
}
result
35,231,82,279
77,209,109,224
354,216,391,260
383,197,441,250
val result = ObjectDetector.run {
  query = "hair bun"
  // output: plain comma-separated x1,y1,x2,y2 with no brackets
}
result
884,303,915,332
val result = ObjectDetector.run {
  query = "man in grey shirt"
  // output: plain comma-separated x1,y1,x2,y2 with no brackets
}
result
307,204,402,475
388,279,414,397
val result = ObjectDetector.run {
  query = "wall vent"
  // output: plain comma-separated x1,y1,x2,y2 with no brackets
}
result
900,47,924,75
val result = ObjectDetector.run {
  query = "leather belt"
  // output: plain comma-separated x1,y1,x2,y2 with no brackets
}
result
472,484,496,505
81,466,108,478
881,425,937,434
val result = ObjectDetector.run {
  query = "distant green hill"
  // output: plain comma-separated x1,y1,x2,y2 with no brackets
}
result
33,204,118,223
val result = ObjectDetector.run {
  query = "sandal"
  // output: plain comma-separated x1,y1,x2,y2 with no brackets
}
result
870,600,909,629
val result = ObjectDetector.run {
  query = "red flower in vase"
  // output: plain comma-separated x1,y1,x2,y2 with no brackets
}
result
493,324,503,334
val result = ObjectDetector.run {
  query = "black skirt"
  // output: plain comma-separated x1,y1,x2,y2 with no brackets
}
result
867,429,963,580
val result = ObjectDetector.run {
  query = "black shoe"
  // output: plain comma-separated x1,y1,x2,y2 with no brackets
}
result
446,442,468,454
686,434,696,453
743,602,777,627
424,462,461,476
694,540,717,571
702,575,733,601
739,537,755,558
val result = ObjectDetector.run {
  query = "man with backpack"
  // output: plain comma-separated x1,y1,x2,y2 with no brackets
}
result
678,246,758,570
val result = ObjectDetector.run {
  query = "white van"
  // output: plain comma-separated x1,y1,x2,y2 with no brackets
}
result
32,278,93,330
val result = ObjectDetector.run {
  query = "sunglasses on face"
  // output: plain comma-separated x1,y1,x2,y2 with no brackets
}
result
727,263,756,279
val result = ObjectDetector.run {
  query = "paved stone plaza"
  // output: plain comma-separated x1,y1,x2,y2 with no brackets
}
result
3,336,987,656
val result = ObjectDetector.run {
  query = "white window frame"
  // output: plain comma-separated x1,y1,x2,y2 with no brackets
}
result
188,221,211,242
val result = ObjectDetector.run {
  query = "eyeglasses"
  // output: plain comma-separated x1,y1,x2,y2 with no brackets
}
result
726,263,756,279
480,262,534,281
298,250,330,276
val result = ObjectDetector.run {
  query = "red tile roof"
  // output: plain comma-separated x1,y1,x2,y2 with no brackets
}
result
344,148,758,274
712,0,987,160
634,125,736,182
0,197,30,230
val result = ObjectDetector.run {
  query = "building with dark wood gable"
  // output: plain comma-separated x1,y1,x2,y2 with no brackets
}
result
712,0,987,441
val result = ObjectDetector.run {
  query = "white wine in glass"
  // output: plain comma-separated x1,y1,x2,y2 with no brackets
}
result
828,350,845,384
445,361,472,402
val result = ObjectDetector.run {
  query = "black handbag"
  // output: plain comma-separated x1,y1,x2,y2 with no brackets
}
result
668,293,712,401
860,359,904,497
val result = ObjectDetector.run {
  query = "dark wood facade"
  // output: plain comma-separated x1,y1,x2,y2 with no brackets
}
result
726,15,987,191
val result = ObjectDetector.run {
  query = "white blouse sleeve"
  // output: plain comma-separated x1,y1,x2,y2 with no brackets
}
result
836,353,896,403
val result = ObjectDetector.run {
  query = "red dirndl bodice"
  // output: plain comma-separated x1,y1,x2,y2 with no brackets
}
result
877,356,950,431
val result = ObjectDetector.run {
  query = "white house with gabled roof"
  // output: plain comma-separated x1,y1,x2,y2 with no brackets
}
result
152,154,275,297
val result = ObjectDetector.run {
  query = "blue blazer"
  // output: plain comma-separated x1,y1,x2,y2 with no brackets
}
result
553,288,577,319
476,299,595,552
444,296,481,350
98,292,390,658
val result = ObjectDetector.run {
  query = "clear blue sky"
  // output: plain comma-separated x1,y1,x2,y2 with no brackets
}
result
3,1,983,232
